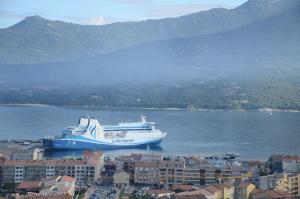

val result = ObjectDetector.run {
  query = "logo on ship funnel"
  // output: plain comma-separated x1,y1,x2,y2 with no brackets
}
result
88,124,97,138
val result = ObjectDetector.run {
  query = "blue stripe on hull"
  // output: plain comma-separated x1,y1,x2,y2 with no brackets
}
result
44,139,162,150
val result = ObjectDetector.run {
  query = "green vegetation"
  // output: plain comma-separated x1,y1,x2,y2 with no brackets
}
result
0,78,299,110
0,183,16,196
174,188,184,193
75,189,87,199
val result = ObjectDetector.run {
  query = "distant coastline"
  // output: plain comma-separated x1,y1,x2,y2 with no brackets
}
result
0,103,51,107
0,103,299,113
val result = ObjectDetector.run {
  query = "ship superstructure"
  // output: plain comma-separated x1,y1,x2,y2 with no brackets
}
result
43,116,167,149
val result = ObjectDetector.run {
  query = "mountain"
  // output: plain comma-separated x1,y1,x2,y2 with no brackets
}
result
90,3,300,81
0,3,299,87
0,0,299,64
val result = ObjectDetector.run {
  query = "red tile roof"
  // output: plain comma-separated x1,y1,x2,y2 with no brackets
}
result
175,191,206,199
250,188,263,195
247,160,266,167
20,193,72,199
147,189,174,196
61,176,75,183
0,157,6,164
1,159,87,166
251,190,291,199
17,181,41,189
135,161,159,168
204,185,221,194
160,160,185,165
270,155,300,161
82,150,103,158
197,189,214,197
268,190,291,198
281,155,300,161
171,184,194,192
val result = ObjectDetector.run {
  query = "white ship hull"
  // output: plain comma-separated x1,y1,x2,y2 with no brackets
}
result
43,116,167,149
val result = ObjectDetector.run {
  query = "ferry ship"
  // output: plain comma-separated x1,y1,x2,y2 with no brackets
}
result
43,116,167,149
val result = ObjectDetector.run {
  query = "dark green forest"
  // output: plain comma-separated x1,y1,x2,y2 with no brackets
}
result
1,78,299,110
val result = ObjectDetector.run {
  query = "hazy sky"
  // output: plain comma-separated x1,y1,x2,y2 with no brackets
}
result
0,0,247,28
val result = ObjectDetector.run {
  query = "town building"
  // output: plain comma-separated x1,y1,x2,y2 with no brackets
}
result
17,175,75,196
17,181,41,193
235,182,256,199
103,160,116,177
197,189,214,199
147,189,175,199
183,158,215,186
0,151,104,186
269,155,300,173
250,189,291,199
275,173,300,198
175,190,206,199
259,173,300,198
18,193,73,199
259,173,281,190
6,148,44,161
281,156,300,173
242,160,268,186
174,184,234,199
113,171,129,187
134,161,160,187
117,153,163,184
159,160,185,186
203,185,222,199
217,184,235,199
117,153,162,171
39,176,76,196
133,156,245,188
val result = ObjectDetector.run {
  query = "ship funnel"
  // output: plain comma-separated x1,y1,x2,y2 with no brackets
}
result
86,118,103,138
79,117,89,127
88,118,102,129
141,115,146,123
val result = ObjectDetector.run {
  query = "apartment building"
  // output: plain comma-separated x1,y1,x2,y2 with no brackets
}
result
235,182,256,199
282,156,300,173
269,155,300,173
259,173,281,190
117,154,163,173
0,151,104,186
159,160,185,186
122,154,163,185
218,184,235,199
275,173,300,198
259,173,300,198
134,157,236,187
134,161,160,186
113,171,130,187
134,160,184,187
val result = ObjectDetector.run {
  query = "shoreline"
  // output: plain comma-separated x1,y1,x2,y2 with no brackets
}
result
0,103,299,113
